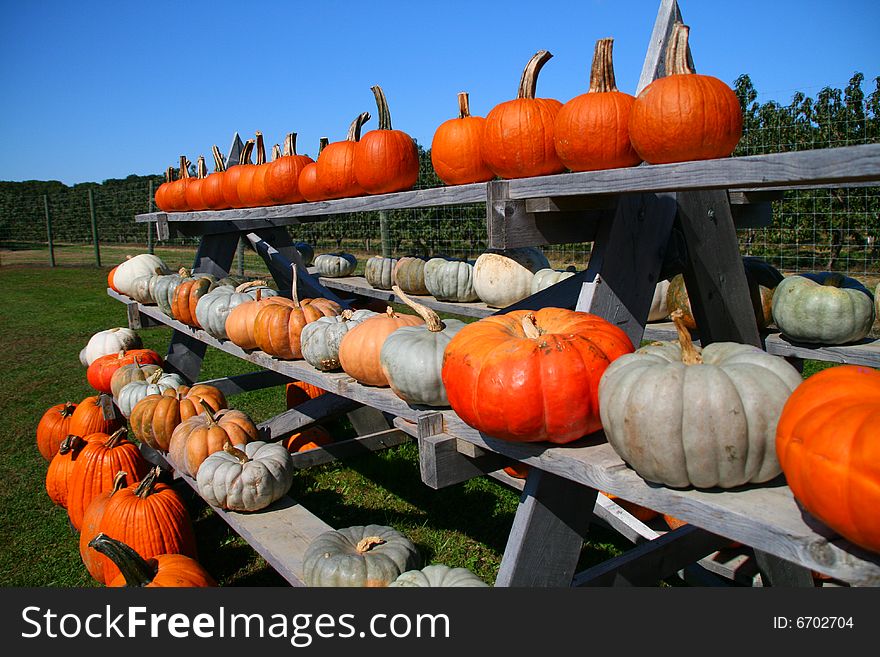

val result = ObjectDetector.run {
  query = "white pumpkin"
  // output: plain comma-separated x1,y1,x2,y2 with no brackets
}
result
116,370,187,417
112,254,170,297
648,279,671,322
81,328,143,366
531,268,576,294
196,441,294,512
314,253,357,278
389,564,488,587
473,248,550,308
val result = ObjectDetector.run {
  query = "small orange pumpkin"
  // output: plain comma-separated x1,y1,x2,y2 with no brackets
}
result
36,401,77,461
285,381,327,408
317,112,371,200
69,393,124,438
45,434,99,508
201,145,228,210
431,91,494,186
153,167,174,212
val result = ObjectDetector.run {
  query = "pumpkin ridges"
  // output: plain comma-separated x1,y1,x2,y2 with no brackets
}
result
79,470,128,583
36,401,78,461
317,112,371,200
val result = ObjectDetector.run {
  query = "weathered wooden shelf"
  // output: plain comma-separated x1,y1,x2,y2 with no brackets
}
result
113,288,880,586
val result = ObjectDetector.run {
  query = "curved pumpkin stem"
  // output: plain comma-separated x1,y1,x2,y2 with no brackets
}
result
211,145,226,173
346,112,371,142
384,306,397,319
457,91,472,119
392,285,443,332
105,427,129,448
254,132,266,166
356,536,386,553
521,313,544,339
134,465,162,499
199,398,217,425
670,309,703,365
589,38,618,93
58,434,86,455
146,368,165,385
110,470,129,493
290,264,302,308
223,439,250,464
60,402,76,419
239,139,255,166
665,22,695,76
88,533,158,587
517,50,553,99
234,280,268,294
340,308,354,321
371,85,394,130
317,137,329,156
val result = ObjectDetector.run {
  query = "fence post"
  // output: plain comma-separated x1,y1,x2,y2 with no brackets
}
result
88,188,101,267
379,210,392,257
237,238,245,276
44,195,55,267
147,180,154,254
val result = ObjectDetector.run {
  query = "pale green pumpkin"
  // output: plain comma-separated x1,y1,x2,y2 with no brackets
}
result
151,268,191,316
300,309,379,371
196,440,294,512
313,253,357,278
117,369,187,417
195,281,278,341
389,564,488,587
424,258,479,302
392,256,429,295
365,255,398,290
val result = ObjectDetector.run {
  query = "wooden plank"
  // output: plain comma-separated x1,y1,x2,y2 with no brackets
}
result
126,302,142,330
343,405,393,436
257,394,363,442
572,524,732,586
164,332,208,385
288,428,409,469
190,231,241,278
636,0,689,94
495,469,597,587
196,370,293,396
418,433,508,490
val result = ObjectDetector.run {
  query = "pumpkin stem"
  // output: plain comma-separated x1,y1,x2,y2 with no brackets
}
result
239,139,255,166
58,434,86,455
665,22,695,76
384,306,396,318
105,427,129,448
255,288,263,303
164,166,174,183
61,402,76,419
254,132,266,166
234,280,268,293
179,155,190,179
392,285,443,332
346,112,372,142
285,132,298,157
371,85,393,131
196,155,207,179
134,466,162,499
146,368,164,385
111,470,128,493
521,313,544,339
272,143,282,161
211,145,226,172
290,264,302,308
670,309,703,365
589,38,618,93
317,137,329,156
223,439,250,464
199,398,217,425
517,50,553,99
88,533,159,587
340,308,354,321
178,266,189,277
457,91,471,119
356,536,387,553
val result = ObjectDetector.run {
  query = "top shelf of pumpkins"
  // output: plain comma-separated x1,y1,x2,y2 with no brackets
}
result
153,24,743,213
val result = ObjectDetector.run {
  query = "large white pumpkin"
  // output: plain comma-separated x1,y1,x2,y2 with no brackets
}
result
196,441,294,512
472,248,550,308
112,254,170,297
81,327,143,366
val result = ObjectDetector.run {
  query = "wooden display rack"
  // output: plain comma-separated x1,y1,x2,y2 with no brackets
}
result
116,0,880,587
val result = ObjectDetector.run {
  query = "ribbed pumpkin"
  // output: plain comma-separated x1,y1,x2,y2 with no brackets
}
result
629,23,743,164
424,258,479,303
301,308,379,372
390,564,488,588
285,381,327,408
168,403,259,478
531,268,576,294
224,287,276,351
164,156,192,212
68,393,123,438
171,273,219,327
150,268,190,317
196,440,294,512
380,288,466,406
129,384,228,452
442,308,634,443
153,167,174,212
37,401,77,461
109,358,162,399
221,139,254,209
80,471,128,584
354,85,420,195
338,306,424,387
253,265,343,360
116,370,187,418
111,253,170,298
317,112,371,200
81,327,143,366
392,256,429,295
266,133,314,205
45,435,97,508
299,137,329,202
236,132,267,208
554,37,641,171
283,426,333,453
200,145,228,210
195,281,278,341
313,252,357,278
776,365,880,553
184,155,209,212
66,428,151,530
431,91,494,185
87,349,164,394
94,467,198,584
482,50,564,179
90,533,216,588
365,255,398,290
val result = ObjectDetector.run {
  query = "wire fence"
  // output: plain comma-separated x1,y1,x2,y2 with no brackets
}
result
1,74,878,284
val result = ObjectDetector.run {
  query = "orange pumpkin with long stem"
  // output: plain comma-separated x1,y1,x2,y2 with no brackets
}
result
338,306,424,387
354,85,420,194
201,145,228,210
221,139,254,209
267,133,314,204
237,132,267,208
629,22,743,164
482,50,565,179
66,428,151,530
299,138,329,202
554,38,642,171
79,471,128,584
431,91,494,185
90,533,215,588
184,155,209,211
254,264,342,360
317,112,371,200
442,308,633,443
36,401,77,461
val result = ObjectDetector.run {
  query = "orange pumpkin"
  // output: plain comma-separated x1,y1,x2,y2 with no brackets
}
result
237,132,267,208
431,91,494,186
221,139,254,210
629,23,743,164
441,308,634,443
225,287,274,350
776,365,880,553
91,533,215,588
201,145,228,210
87,349,164,394
299,138,329,202
165,156,193,212
184,155,209,211
68,393,124,438
45,434,99,508
266,132,314,205
153,167,174,212
338,306,424,387
503,463,530,479
283,425,333,453
253,265,342,360
285,381,327,408
129,384,228,452
354,85,420,195
36,401,77,461
554,38,641,171
171,275,216,327
482,50,565,179
80,471,128,584
66,428,151,530
167,403,259,478
317,112,371,200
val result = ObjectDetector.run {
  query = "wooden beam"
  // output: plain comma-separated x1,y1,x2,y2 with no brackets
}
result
637,0,690,94
196,370,293,396
257,394,363,442
288,428,409,469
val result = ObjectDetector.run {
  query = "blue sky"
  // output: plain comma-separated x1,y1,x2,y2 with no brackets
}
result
1,0,878,185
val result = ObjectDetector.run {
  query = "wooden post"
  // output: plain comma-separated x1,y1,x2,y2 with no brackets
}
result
88,188,101,267
237,238,245,276
43,195,55,267
147,180,154,254
379,210,392,257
